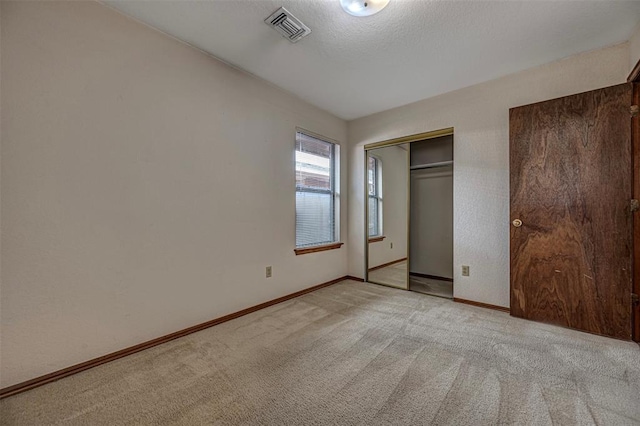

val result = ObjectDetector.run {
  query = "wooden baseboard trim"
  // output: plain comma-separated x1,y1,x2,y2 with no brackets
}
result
0,275,351,399
409,272,453,282
368,257,407,272
345,275,365,282
454,297,510,313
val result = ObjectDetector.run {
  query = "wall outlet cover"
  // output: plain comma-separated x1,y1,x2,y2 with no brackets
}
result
266,266,272,278
462,265,470,276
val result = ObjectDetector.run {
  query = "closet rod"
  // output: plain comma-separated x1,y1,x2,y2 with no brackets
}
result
410,160,453,171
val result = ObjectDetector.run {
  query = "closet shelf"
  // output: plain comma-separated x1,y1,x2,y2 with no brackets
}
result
410,160,453,171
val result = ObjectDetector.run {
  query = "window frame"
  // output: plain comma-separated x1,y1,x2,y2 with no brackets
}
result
294,130,341,253
368,155,383,238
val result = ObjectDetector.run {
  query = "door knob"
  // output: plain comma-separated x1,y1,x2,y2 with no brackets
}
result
512,219,522,228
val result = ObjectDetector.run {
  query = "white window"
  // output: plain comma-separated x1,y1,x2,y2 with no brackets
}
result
368,155,382,237
295,132,340,248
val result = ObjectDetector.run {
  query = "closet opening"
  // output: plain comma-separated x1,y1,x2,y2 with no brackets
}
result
409,135,453,298
364,128,454,299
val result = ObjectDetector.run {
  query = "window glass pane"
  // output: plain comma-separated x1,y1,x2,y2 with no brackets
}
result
368,196,379,237
295,132,337,248
368,157,376,196
296,134,332,191
296,191,333,247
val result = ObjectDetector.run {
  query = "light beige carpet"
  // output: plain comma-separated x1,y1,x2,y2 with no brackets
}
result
409,275,453,299
2,280,639,425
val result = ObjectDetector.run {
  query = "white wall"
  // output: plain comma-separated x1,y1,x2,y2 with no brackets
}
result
629,23,640,72
0,1,347,388
367,145,407,269
348,42,630,308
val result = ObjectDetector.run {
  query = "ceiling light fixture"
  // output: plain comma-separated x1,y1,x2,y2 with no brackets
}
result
340,0,390,17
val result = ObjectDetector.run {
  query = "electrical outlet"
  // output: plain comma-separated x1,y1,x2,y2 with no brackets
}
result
266,266,272,278
390,242,393,249
462,265,470,276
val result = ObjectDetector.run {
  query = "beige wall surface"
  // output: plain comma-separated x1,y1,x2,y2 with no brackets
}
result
630,23,640,73
0,1,347,388
347,42,630,308
367,145,407,269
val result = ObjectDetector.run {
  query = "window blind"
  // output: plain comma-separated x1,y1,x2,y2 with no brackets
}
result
295,132,337,248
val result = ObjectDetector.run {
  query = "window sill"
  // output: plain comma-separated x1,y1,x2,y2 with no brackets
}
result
368,236,386,243
294,242,344,256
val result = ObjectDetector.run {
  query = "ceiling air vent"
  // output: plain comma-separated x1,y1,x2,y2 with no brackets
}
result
264,7,311,43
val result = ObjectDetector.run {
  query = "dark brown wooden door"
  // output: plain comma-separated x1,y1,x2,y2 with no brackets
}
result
510,83,633,340
633,83,640,342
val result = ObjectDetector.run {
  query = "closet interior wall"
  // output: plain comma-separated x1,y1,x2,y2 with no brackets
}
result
409,136,454,297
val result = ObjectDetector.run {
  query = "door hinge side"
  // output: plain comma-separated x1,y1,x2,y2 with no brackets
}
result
631,105,639,117
631,199,639,212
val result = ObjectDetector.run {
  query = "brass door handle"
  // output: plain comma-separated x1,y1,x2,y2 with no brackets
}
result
512,219,522,228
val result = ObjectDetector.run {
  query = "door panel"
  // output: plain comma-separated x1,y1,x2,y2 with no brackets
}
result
510,83,633,340
634,83,640,342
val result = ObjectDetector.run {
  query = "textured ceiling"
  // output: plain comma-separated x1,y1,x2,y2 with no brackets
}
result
103,0,640,120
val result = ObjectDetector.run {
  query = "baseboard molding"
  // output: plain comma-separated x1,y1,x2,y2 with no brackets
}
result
409,272,453,282
368,257,407,272
454,297,510,313
345,275,365,282
0,275,351,399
